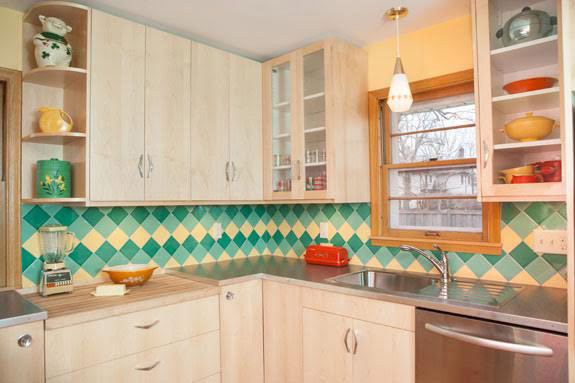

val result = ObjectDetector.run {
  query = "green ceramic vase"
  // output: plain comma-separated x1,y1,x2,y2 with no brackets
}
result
36,158,71,198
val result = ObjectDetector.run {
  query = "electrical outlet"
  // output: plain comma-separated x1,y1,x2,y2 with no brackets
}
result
320,222,329,239
211,223,223,240
533,229,567,254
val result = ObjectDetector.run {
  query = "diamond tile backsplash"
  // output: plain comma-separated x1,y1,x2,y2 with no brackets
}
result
21,202,567,289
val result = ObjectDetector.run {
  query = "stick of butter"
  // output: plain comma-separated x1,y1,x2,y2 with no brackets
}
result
93,284,127,297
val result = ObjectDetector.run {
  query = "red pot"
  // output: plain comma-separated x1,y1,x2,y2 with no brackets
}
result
511,174,543,184
532,160,562,182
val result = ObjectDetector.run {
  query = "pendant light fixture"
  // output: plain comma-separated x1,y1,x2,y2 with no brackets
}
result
385,7,412,113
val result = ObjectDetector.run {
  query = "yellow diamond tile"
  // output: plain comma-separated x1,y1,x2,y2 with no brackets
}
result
183,256,198,266
511,270,538,286
338,222,354,242
82,229,106,253
131,227,151,248
327,222,337,240
22,276,35,289
255,221,267,236
407,261,426,273
279,221,291,237
523,232,535,253
172,224,190,244
306,222,320,239
292,221,305,237
240,222,253,238
22,233,41,257
148,259,160,269
164,258,180,269
72,268,92,282
501,225,522,254
267,221,278,235
218,252,231,261
479,268,506,283
108,228,129,250
349,256,363,266
453,265,477,280
235,249,246,258
356,223,371,243
385,258,403,271
191,224,207,242
203,254,216,263
543,273,567,288
225,222,239,238
366,257,382,268
152,225,170,246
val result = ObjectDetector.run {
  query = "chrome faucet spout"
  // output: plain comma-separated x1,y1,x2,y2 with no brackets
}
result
400,244,451,284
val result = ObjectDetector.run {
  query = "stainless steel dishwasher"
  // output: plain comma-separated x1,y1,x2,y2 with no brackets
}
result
416,308,567,382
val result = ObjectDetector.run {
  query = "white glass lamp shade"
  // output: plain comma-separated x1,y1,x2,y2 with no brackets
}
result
387,58,413,113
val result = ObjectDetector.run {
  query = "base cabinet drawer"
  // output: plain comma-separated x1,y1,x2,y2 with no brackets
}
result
47,331,220,383
46,295,219,378
0,321,44,383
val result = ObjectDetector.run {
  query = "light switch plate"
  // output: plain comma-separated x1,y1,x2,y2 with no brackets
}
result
320,222,329,239
211,223,223,240
533,229,567,254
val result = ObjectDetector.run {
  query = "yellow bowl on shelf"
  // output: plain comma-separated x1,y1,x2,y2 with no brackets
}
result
499,165,534,184
102,264,157,287
501,113,556,142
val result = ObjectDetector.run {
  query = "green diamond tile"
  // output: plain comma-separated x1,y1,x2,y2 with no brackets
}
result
22,249,37,271
152,206,170,223
299,232,313,247
292,205,305,218
541,212,567,230
329,212,345,230
210,206,224,220
507,212,538,239
284,211,298,226
181,214,200,232
108,207,128,225
173,246,191,265
182,235,198,253
542,254,567,271
261,231,271,242
355,204,370,221
141,215,161,235
142,238,161,257
278,205,291,218
513,202,531,211
82,208,105,227
210,243,225,259
83,254,106,277
118,215,140,237
131,207,150,224
306,205,320,219
132,250,151,265
339,204,354,220
65,257,81,275
331,233,345,247
374,247,394,267
120,240,140,260
68,217,92,240
24,206,50,229
200,235,215,251
557,203,567,219
233,232,247,247
172,206,189,222
322,205,336,219
285,231,298,246
346,212,364,230
524,257,556,285
494,255,522,281
240,205,253,219
225,241,240,257
191,246,207,262
225,206,239,219
107,253,130,267
22,259,43,284
162,214,180,233
501,203,520,225
509,242,537,268
218,232,232,249
524,202,555,225
347,234,364,253
388,247,401,256
248,231,260,246
163,237,180,255
96,241,117,263
94,216,116,238
255,205,267,219
484,254,502,265
54,207,79,226
68,243,92,266
247,212,260,227
152,248,171,267
465,255,492,278
21,221,36,243
446,253,465,273
192,206,207,221
240,240,254,255
298,211,313,227
396,250,415,269
455,252,474,263
199,214,216,231
278,239,291,254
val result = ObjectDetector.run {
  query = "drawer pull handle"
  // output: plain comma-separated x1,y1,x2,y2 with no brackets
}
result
17,334,32,348
135,361,161,371
134,320,160,330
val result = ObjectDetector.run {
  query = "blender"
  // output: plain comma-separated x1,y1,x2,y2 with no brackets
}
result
39,225,76,296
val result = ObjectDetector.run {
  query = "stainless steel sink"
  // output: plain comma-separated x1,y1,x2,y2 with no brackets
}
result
328,270,523,308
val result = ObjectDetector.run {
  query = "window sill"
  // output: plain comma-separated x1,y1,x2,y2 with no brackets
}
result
370,236,502,256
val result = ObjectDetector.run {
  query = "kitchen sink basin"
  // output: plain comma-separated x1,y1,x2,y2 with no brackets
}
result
328,270,523,308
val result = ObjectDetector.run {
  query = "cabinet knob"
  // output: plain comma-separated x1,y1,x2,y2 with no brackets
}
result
225,291,234,300
17,334,32,348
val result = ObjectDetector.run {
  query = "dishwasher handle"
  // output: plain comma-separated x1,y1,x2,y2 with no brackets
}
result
424,323,554,357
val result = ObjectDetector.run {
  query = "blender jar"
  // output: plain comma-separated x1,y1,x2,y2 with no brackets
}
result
38,225,76,264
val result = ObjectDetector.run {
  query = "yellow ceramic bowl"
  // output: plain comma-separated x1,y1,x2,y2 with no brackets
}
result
499,165,534,184
502,113,556,142
102,264,157,287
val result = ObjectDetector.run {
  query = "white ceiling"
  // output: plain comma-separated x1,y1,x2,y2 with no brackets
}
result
3,0,470,61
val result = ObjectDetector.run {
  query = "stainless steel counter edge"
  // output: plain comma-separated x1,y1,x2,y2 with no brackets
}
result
0,290,47,330
167,256,567,334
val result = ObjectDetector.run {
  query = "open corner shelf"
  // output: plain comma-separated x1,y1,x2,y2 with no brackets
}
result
491,35,558,74
23,1,89,25
492,87,560,114
22,132,87,145
22,197,86,205
493,138,561,153
23,67,87,88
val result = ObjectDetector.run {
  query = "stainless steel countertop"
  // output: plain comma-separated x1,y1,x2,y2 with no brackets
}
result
0,290,47,329
168,255,567,334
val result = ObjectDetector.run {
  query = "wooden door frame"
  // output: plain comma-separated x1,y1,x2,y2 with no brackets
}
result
0,68,22,289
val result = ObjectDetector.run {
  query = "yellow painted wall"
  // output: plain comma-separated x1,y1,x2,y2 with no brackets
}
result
0,7,22,71
366,16,473,91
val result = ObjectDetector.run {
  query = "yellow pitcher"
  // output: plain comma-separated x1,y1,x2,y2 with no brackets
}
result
38,107,73,133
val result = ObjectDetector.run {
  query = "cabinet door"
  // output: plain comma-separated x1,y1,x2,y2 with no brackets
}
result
263,281,302,383
220,280,264,383
91,10,145,201
229,54,263,200
302,308,353,383
145,27,191,201
0,321,44,383
191,42,230,200
352,319,415,383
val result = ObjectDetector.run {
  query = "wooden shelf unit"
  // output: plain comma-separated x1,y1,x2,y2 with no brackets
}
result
21,2,91,203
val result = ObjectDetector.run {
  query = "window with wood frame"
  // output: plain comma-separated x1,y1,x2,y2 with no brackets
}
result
368,70,501,255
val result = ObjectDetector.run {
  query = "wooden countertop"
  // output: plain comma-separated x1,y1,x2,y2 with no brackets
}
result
25,274,220,329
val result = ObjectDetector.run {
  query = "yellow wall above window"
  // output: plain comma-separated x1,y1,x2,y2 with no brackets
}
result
0,7,22,71
365,16,473,91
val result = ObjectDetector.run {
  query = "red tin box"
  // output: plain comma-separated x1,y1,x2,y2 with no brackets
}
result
304,245,349,267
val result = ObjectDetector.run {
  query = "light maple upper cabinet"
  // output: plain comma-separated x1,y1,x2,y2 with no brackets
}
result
0,321,45,383
262,38,369,202
191,43,263,201
90,10,146,201
220,279,264,383
144,27,191,201
472,0,566,201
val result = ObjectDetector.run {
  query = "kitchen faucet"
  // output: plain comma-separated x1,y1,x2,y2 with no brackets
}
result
400,244,451,285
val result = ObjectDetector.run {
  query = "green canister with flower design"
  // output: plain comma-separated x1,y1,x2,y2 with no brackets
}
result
36,158,71,198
